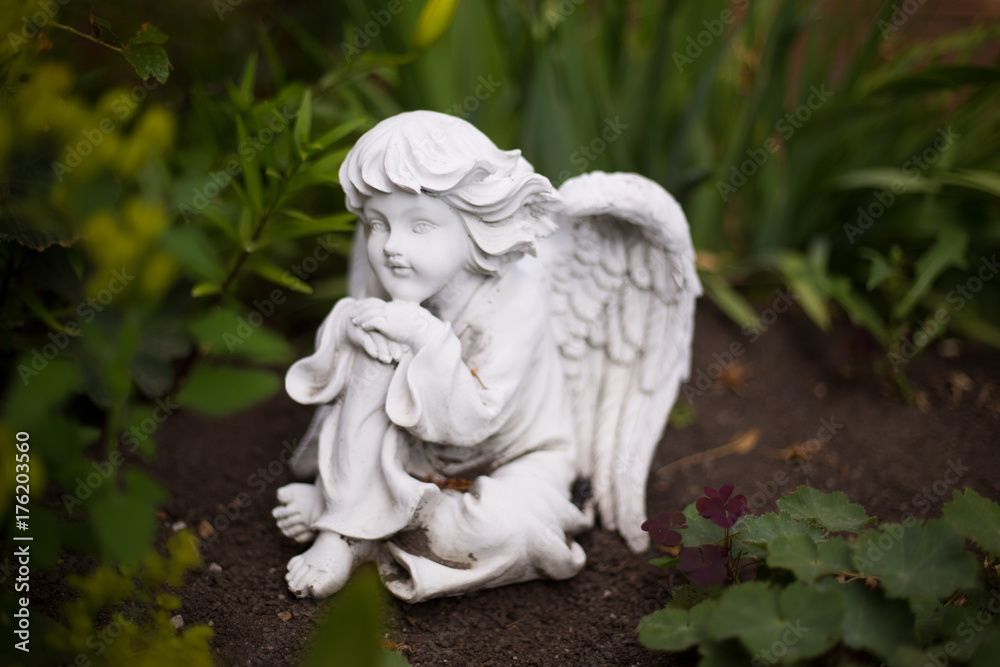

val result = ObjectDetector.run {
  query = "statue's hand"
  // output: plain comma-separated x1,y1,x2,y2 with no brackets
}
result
345,298,406,364
351,298,443,353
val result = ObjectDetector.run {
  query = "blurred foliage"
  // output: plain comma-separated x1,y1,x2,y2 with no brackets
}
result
1,0,998,662
39,531,213,667
352,0,1000,393
0,0,419,663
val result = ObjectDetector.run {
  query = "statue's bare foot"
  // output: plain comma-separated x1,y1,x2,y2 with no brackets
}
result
273,483,318,544
286,530,354,598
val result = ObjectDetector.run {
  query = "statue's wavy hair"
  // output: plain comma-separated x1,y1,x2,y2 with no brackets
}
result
339,110,561,275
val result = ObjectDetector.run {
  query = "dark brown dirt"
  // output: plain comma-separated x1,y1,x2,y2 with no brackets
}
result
145,300,1000,667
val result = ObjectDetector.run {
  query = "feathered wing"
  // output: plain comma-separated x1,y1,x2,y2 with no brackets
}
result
542,172,702,552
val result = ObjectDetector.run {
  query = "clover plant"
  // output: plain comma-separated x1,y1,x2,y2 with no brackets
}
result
639,485,1000,666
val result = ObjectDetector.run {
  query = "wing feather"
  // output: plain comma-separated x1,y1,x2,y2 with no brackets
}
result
545,171,701,552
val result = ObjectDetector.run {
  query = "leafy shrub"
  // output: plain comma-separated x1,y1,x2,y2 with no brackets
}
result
46,531,212,667
385,0,1000,388
639,485,1000,666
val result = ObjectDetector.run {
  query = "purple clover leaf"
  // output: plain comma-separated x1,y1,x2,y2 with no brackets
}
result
695,484,749,529
641,512,687,547
677,545,728,586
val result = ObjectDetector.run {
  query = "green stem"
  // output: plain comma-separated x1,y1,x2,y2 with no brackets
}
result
212,164,292,305
49,21,123,53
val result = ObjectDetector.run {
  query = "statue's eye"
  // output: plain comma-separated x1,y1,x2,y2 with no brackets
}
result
412,221,434,234
368,220,388,233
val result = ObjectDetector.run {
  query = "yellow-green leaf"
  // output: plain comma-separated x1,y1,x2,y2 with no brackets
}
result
413,0,460,51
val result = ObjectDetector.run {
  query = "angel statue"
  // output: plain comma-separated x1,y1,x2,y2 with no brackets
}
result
271,110,701,602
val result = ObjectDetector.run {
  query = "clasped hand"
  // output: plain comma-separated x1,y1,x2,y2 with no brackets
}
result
346,298,441,364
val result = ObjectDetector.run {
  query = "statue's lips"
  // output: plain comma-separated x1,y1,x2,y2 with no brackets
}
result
387,265,413,276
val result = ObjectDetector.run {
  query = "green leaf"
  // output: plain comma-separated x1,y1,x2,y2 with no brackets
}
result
189,308,294,364
872,64,1000,95
700,272,758,332
122,43,171,84
90,486,157,565
971,632,1000,667
3,357,80,424
862,250,894,291
765,535,854,584
852,520,980,600
697,639,752,667
708,581,846,662
304,147,351,182
942,488,1000,554
777,486,875,534
254,212,356,248
638,607,699,651
311,118,368,153
827,276,886,341
950,311,1000,349
733,512,826,556
676,502,724,547
776,252,830,331
938,168,1000,199
90,15,120,43
238,52,258,108
130,23,169,45
301,566,393,667
833,167,939,195
16,288,79,335
236,116,263,214
246,255,313,294
413,0,460,51
840,581,917,660
894,227,968,319
666,583,726,610
162,226,224,282
649,556,679,568
639,600,717,652
176,366,281,416
191,282,221,298
294,89,313,158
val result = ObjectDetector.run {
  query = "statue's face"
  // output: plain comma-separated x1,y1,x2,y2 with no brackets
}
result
362,190,471,304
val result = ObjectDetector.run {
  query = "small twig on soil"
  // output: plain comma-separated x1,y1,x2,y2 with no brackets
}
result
656,428,759,477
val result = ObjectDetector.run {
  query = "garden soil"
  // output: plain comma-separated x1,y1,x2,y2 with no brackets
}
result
139,302,1000,666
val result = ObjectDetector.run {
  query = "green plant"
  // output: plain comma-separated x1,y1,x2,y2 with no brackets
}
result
639,485,1000,665
367,0,1000,393
46,531,212,667
0,0,445,662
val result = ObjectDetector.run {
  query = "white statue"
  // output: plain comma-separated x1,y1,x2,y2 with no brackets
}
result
272,110,700,602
